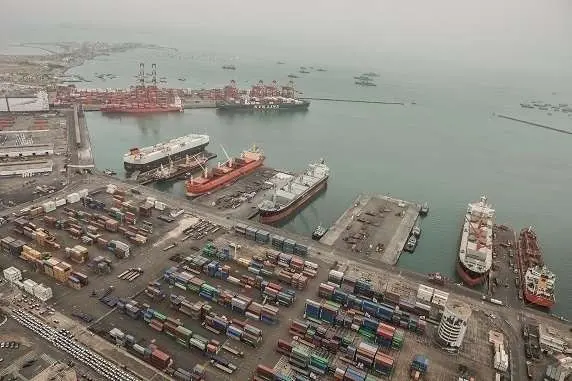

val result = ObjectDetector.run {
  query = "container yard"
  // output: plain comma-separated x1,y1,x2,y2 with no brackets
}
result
193,166,282,219
320,194,421,265
1,175,570,381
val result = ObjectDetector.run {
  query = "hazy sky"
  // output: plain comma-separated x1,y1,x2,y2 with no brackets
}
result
2,0,571,70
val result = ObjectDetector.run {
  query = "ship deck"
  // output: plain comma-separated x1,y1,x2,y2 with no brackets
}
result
320,194,420,265
191,166,283,220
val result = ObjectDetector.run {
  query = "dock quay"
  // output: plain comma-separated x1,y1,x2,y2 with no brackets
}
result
300,97,404,105
321,194,420,265
192,166,281,220
134,151,217,185
488,224,521,307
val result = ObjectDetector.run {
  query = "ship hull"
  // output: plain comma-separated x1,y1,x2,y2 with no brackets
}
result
456,260,486,287
523,290,555,308
124,142,208,172
259,177,327,224
216,101,310,112
185,159,264,197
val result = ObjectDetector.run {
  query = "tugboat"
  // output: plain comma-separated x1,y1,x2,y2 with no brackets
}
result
419,202,429,216
404,236,417,252
102,169,116,176
411,225,421,238
312,225,328,240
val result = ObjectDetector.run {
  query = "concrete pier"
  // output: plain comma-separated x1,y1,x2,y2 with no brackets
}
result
321,193,420,265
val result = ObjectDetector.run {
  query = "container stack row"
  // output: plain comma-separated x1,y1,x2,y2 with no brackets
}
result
107,328,207,380
276,339,331,375
319,282,428,335
304,299,405,349
252,364,294,381
164,266,280,324
234,223,309,256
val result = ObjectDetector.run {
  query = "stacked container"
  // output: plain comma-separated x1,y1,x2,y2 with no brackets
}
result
3,266,22,282
304,299,322,320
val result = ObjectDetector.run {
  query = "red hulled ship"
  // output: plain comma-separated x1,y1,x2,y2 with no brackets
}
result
518,227,555,308
185,146,264,197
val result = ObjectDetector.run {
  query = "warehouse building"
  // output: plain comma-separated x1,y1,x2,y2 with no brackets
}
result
0,143,54,158
0,90,49,112
0,159,53,177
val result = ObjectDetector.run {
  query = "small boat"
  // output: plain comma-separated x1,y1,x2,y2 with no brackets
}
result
178,78,186,81
428,272,449,286
354,75,370,80
103,169,116,176
419,202,429,216
411,226,421,238
312,225,328,240
299,70,310,74
287,74,299,79
222,65,236,70
277,61,285,65
363,72,380,77
404,236,417,252
355,80,376,86
316,68,327,72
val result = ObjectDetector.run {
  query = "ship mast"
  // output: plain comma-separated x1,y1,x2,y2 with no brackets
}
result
220,145,233,167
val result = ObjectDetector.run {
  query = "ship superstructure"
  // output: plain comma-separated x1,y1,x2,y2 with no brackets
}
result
185,145,265,197
518,227,556,308
258,159,329,224
123,134,209,171
457,196,494,286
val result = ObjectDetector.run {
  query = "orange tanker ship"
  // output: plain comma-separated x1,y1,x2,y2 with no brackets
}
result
185,146,264,197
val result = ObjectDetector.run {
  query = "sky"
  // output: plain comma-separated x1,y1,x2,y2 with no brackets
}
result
1,0,571,71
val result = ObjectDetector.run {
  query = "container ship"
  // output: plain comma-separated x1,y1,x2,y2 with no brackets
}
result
518,227,556,308
216,80,310,112
185,146,264,197
457,196,494,287
123,134,209,172
258,159,329,224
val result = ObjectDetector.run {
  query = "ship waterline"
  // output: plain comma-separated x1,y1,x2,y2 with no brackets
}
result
123,134,210,172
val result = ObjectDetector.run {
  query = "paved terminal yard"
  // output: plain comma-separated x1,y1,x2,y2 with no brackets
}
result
488,224,522,308
192,166,281,220
0,300,100,381
320,194,421,265
0,175,570,381
0,113,70,209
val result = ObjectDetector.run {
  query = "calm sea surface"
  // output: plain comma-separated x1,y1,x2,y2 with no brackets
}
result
1,0,571,316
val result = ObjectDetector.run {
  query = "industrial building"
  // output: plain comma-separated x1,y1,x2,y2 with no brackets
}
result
0,90,49,112
0,143,54,158
0,159,53,177
436,301,471,352
540,324,570,354
544,354,572,381
489,330,509,372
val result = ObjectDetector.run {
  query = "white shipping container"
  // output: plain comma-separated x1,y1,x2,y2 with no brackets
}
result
78,188,89,198
3,267,22,282
23,279,37,294
35,286,53,302
55,198,67,207
106,184,117,194
154,201,166,211
43,201,56,213
66,193,80,204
